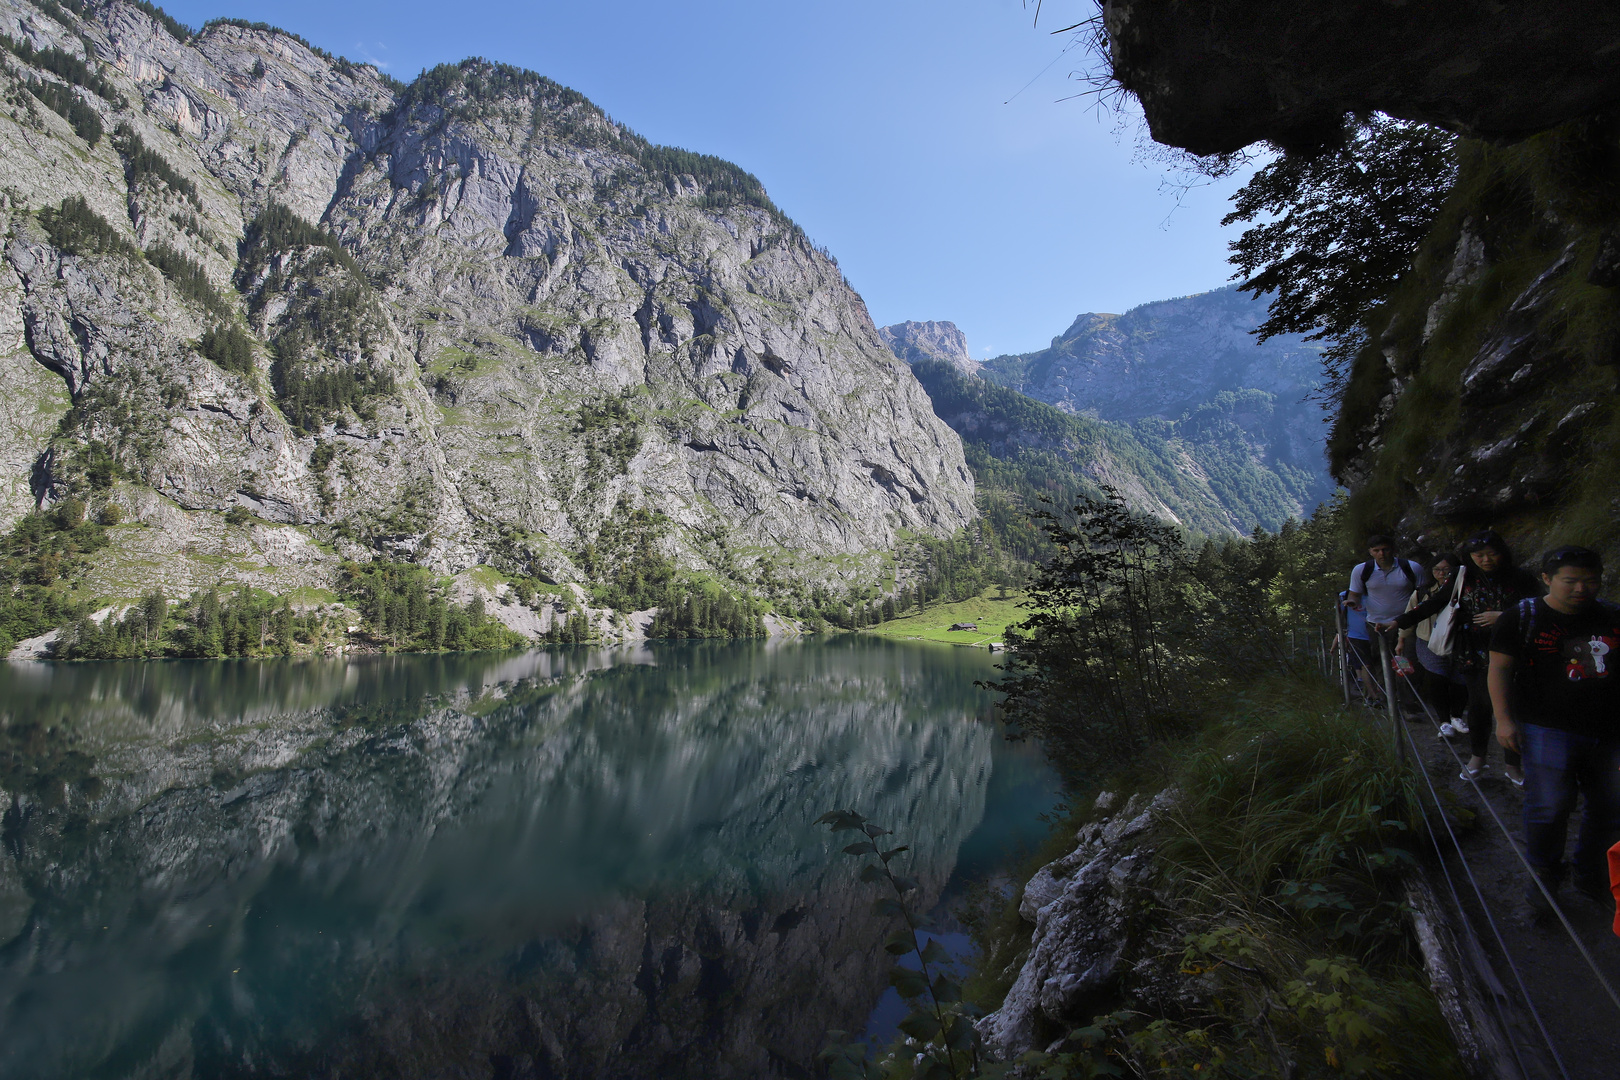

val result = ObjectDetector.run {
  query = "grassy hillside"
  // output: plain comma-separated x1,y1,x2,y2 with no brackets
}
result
862,589,1026,645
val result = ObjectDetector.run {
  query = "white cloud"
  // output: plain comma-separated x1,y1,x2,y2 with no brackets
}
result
355,41,390,69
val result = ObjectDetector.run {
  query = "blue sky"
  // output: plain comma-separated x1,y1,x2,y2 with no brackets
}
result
158,0,1256,357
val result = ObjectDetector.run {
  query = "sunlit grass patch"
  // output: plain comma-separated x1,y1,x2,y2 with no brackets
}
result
862,589,1028,645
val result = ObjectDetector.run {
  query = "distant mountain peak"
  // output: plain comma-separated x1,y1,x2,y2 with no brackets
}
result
985,284,1323,424
878,321,979,375
909,285,1337,533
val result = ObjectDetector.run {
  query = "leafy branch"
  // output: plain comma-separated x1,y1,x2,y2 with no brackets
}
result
816,809,980,1080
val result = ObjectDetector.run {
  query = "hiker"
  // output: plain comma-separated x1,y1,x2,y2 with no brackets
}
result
1397,552,1467,729
1489,546,1620,913
1611,840,1620,936
1396,531,1538,783
1338,589,1381,705
1350,535,1425,710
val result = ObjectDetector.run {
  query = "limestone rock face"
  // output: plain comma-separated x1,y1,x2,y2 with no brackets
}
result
1102,0,1620,154
979,790,1180,1057
1335,231,1613,547
0,0,973,599
981,286,1321,426
878,320,978,374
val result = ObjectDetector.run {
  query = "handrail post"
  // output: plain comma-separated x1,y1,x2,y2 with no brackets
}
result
1378,631,1405,763
1333,605,1351,707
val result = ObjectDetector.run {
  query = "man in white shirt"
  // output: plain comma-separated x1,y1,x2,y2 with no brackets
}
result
1347,535,1426,705
1348,535,1427,624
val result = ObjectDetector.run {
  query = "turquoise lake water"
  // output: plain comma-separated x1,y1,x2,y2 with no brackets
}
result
0,638,1058,1079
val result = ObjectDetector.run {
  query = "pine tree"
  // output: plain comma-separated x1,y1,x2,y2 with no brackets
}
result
273,601,294,655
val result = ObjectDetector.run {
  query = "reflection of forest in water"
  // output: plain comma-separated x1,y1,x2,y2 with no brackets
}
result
0,639,1050,1079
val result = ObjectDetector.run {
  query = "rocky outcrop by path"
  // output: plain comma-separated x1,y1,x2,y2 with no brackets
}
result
978,789,1185,1057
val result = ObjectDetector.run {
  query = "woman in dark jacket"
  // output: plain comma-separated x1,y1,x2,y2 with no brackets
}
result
1385,531,1540,784
1399,552,1466,726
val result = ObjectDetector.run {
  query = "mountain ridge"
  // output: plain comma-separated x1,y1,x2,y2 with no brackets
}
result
883,287,1337,534
0,0,973,633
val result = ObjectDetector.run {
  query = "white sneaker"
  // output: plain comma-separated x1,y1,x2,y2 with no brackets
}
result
1438,722,1460,739
1450,718,1470,734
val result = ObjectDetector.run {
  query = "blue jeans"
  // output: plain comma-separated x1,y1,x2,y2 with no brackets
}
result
1521,724,1620,881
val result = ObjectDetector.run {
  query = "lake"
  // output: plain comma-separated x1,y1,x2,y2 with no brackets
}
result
0,638,1057,1079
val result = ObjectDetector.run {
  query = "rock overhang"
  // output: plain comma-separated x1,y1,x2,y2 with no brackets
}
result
1102,0,1620,155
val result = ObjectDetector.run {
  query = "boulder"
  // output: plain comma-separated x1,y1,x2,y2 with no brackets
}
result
979,790,1175,1057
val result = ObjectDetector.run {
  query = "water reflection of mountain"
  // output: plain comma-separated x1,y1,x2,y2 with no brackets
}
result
0,640,1008,1079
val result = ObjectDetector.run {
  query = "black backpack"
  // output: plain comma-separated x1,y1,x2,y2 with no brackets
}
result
1355,558,1417,593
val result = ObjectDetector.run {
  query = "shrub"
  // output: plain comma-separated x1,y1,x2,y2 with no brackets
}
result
0,507,106,644
338,561,524,651
2,32,119,100
129,1,191,42
637,145,778,215
165,587,300,659
991,489,1348,779
24,78,102,144
237,203,357,280
199,17,380,80
113,124,201,208
270,353,395,434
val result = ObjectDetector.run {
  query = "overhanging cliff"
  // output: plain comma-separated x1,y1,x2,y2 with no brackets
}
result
1101,1,1620,558
1102,0,1620,154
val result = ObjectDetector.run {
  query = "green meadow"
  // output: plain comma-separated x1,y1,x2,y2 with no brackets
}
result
862,589,1028,645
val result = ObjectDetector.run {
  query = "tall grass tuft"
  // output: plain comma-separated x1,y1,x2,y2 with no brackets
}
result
1160,680,1418,924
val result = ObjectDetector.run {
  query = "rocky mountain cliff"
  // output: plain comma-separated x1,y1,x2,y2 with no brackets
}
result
1325,123,1620,559
1093,3,1620,566
882,289,1335,534
978,286,1334,526
980,286,1319,424
877,320,977,374
0,0,973,613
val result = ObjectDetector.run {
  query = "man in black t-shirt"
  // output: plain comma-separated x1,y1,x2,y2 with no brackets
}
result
1489,546,1620,913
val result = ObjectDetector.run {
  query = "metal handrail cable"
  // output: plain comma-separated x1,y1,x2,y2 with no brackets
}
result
1392,685,1570,1080
1331,623,1573,1073
1391,662,1620,1019
1409,755,1544,1080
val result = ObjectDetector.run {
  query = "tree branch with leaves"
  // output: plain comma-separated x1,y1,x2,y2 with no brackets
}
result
816,810,981,1080
1224,116,1457,399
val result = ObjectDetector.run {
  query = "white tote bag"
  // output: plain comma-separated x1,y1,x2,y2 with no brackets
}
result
1427,566,1467,657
